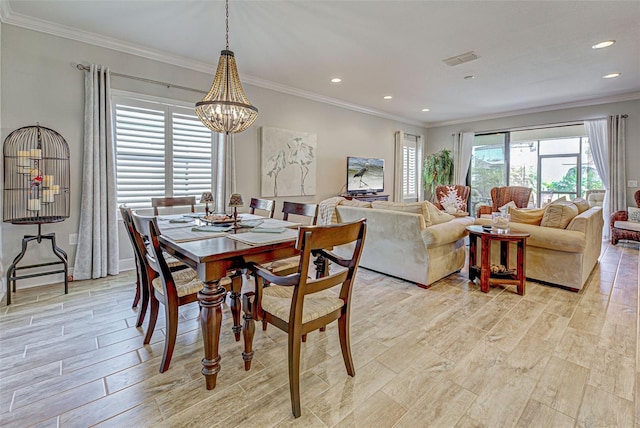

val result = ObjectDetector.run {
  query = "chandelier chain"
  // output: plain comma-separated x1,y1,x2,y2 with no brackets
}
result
225,0,229,50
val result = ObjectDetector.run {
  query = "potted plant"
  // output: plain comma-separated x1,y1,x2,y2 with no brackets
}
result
423,149,454,200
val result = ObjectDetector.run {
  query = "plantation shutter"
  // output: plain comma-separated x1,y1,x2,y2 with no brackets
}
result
172,112,213,198
115,103,166,208
403,138,418,199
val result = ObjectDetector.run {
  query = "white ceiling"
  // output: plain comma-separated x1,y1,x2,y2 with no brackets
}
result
3,0,640,126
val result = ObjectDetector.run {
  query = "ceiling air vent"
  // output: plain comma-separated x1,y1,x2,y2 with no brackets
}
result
443,51,479,67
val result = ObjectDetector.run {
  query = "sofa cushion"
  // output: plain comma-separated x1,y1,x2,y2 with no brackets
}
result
341,199,372,208
509,207,545,225
424,200,454,225
541,201,579,228
614,220,640,232
371,201,427,219
628,207,640,223
572,198,590,214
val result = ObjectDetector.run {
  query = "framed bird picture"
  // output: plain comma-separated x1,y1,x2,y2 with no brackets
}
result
261,127,317,197
346,156,384,195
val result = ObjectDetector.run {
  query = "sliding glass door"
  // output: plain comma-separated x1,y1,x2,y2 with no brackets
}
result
468,125,603,213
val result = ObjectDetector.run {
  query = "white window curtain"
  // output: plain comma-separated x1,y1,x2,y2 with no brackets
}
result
74,64,119,279
585,115,627,240
454,132,474,185
607,115,627,211
213,133,236,213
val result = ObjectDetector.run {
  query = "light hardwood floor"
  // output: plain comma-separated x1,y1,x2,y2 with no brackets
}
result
1,242,638,427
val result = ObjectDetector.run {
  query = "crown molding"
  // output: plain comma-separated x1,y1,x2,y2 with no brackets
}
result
1,3,425,128
426,92,640,128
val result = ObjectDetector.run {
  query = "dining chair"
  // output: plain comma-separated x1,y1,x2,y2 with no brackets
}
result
151,196,196,216
258,201,320,337
281,201,319,224
128,210,192,328
249,197,276,218
142,215,245,373
119,205,146,326
243,219,367,418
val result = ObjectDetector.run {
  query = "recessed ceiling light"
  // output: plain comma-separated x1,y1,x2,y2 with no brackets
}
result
383,95,393,100
592,40,616,49
464,75,475,80
602,73,621,79
421,108,430,112
330,77,342,83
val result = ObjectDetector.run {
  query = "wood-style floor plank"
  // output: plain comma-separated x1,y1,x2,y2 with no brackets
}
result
0,242,638,427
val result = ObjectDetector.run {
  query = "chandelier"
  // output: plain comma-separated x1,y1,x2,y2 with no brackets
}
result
195,0,258,134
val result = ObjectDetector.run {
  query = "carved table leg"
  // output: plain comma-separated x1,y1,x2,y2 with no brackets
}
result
198,279,227,390
242,292,255,371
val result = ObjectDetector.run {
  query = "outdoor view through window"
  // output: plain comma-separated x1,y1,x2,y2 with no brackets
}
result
469,124,602,216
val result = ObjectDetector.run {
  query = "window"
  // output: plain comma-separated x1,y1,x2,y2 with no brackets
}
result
469,124,603,213
401,133,422,201
113,95,214,209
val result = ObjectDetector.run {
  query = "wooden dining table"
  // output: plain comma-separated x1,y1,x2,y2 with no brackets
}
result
158,220,301,390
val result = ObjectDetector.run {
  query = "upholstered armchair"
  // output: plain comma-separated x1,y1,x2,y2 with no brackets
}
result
433,185,471,213
610,190,640,245
476,186,532,218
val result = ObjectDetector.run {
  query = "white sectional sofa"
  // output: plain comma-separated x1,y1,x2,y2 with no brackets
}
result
331,201,474,287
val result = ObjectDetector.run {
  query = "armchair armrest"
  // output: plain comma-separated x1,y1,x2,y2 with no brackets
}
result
476,205,492,218
611,210,628,226
246,261,301,287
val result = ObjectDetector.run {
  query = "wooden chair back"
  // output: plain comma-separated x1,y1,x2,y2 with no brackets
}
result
249,198,276,218
434,185,471,211
247,219,367,417
151,196,196,216
119,205,147,325
281,201,319,225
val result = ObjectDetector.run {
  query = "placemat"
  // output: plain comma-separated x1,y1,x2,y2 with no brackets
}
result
226,228,298,246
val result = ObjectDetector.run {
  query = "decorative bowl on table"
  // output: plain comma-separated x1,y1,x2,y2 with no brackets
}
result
202,214,234,224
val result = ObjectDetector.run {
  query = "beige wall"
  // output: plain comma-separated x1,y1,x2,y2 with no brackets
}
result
425,99,640,205
0,24,423,291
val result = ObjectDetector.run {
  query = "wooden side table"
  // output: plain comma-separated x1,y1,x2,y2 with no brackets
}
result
466,225,530,295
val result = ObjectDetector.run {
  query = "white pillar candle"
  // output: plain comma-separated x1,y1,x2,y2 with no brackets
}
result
30,149,42,159
28,199,41,211
42,190,54,203
17,150,30,167
51,184,60,195
42,175,54,187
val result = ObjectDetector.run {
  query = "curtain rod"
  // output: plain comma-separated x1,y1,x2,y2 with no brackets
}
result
76,64,207,95
475,115,628,135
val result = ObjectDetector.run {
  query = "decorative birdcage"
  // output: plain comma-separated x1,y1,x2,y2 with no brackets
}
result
3,125,70,224
3,125,70,305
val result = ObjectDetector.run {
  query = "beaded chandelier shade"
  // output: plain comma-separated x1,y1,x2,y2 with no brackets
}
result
195,0,258,134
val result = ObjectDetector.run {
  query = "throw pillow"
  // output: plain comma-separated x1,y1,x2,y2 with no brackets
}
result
571,197,590,214
541,200,579,229
628,207,640,223
546,196,567,206
424,200,455,225
499,201,517,213
509,207,546,225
